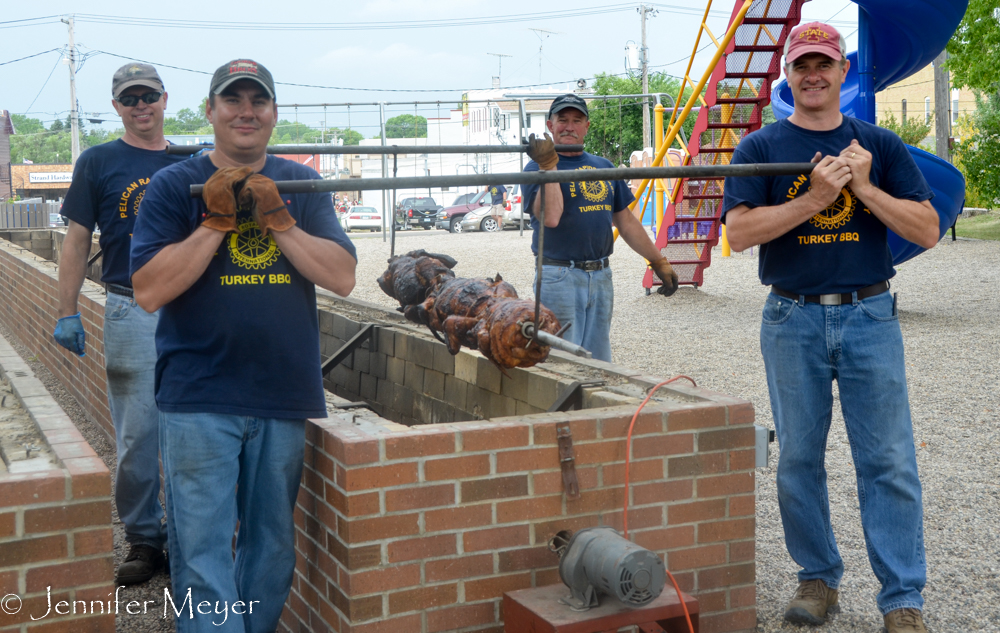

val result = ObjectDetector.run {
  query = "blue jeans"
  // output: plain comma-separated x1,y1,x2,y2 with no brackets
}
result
760,290,925,615
160,412,305,633
104,292,165,550
535,264,614,362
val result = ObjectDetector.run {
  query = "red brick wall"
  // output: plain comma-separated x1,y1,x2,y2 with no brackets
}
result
284,309,758,633
0,237,112,440
0,333,114,633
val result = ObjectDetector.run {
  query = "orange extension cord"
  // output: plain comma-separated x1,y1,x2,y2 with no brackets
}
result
622,375,698,633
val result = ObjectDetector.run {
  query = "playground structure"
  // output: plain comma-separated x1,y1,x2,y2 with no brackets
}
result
636,0,969,290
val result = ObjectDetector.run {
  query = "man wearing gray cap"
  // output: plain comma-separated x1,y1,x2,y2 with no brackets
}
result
131,59,356,632
54,62,184,585
521,93,678,362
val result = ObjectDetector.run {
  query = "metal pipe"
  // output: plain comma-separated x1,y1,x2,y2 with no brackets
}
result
521,322,592,359
188,162,815,197
165,143,585,156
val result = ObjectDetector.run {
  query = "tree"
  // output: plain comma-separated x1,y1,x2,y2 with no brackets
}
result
8,114,122,163
382,114,427,139
953,91,1000,207
946,0,1000,94
163,99,211,135
878,109,932,145
583,72,699,167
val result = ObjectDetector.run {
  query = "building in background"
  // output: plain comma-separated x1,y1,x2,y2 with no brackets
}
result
875,63,976,147
0,111,13,201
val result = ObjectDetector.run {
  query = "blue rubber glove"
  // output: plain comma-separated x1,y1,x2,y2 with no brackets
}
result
53,313,86,357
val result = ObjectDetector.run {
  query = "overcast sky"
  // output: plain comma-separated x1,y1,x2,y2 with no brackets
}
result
1,0,858,138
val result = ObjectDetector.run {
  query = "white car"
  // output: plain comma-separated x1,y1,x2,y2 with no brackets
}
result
340,206,382,232
500,184,530,229
459,202,504,232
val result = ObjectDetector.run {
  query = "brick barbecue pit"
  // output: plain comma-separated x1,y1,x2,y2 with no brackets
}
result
0,230,758,633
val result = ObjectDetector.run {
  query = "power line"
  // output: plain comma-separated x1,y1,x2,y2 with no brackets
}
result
0,48,61,66
72,7,632,31
23,51,65,116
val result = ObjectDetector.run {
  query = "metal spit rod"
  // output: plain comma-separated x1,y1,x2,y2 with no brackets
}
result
521,321,592,359
166,143,585,156
189,162,816,197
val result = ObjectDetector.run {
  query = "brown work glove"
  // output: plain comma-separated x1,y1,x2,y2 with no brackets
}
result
238,174,296,237
202,166,253,233
650,257,679,296
526,133,559,171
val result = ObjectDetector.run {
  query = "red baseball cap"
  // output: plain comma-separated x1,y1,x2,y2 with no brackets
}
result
784,22,846,63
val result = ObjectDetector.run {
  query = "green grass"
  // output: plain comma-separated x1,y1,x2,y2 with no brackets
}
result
954,212,1000,241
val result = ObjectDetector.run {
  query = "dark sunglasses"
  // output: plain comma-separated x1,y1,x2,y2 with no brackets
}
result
116,91,162,107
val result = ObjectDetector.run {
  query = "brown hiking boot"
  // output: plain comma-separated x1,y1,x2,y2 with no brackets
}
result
883,608,928,633
784,579,839,625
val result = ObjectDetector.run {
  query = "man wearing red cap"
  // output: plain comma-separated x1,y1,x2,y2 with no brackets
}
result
722,22,938,633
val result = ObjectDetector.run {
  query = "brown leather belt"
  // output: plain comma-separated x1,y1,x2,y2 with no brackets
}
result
541,257,610,272
771,280,889,305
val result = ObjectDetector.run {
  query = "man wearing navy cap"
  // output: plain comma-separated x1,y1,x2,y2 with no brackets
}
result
55,62,185,586
522,93,678,362
722,21,938,633
131,59,357,632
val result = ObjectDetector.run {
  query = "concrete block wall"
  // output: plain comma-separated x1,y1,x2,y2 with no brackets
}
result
0,238,112,440
286,302,758,633
0,334,114,633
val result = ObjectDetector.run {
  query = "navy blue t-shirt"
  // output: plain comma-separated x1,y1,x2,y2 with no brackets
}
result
488,184,507,205
523,152,636,261
130,155,357,419
721,117,932,295
61,139,186,287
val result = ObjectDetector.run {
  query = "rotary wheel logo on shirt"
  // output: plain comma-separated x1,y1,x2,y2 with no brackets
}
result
577,165,609,202
809,187,854,230
228,218,280,270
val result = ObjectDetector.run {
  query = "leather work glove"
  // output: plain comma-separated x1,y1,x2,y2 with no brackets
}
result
53,313,86,357
202,166,253,233
526,133,559,171
650,257,679,297
239,174,297,237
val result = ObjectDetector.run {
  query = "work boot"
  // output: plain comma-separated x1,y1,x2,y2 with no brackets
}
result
784,579,839,625
115,544,165,586
883,608,928,633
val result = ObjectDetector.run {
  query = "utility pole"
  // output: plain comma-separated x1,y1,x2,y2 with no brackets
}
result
61,15,80,166
528,29,558,83
933,50,951,162
487,53,513,87
638,5,657,150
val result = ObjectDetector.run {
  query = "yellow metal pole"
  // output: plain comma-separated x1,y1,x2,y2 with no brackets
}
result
653,103,665,236
721,224,731,257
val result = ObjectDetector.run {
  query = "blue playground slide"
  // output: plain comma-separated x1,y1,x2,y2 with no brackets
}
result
770,0,968,264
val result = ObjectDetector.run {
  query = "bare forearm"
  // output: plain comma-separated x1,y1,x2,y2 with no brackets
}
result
614,211,661,262
725,193,827,252
853,185,939,249
531,182,564,227
271,227,356,296
132,227,227,312
57,223,93,317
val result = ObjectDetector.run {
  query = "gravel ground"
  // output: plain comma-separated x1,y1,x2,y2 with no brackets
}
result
3,227,997,632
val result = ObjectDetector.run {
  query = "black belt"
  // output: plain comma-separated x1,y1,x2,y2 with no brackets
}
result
541,257,610,272
772,280,889,305
106,283,134,298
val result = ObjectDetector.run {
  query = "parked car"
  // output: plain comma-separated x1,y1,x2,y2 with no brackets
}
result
48,212,66,228
458,199,504,232
435,190,493,233
340,206,382,232
500,184,531,229
394,197,441,230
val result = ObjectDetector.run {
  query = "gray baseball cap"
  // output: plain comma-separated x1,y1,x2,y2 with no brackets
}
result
112,63,164,99
548,93,589,118
210,59,275,100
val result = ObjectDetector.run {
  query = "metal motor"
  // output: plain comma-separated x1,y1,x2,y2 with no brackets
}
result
549,527,666,610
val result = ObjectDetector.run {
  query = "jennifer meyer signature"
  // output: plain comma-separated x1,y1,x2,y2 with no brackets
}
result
2,587,260,625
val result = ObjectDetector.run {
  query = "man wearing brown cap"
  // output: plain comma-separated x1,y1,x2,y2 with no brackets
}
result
130,59,356,633
522,93,678,363
55,62,184,586
722,22,938,633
